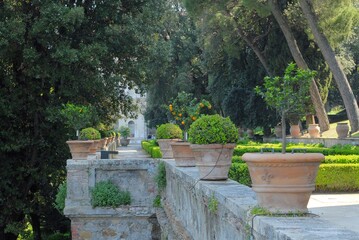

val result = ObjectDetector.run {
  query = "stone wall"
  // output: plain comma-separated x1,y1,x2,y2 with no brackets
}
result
163,160,359,240
64,159,160,240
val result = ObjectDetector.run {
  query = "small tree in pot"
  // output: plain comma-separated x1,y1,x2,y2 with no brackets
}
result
244,63,324,213
119,126,131,147
188,114,238,180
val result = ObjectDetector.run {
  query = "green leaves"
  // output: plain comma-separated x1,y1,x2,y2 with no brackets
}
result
255,63,315,118
91,181,131,208
188,114,238,144
156,123,183,139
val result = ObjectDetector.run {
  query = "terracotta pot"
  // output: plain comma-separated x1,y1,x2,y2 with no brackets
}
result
190,144,236,180
120,138,130,147
336,123,349,139
66,140,94,160
89,140,101,154
157,139,180,159
171,142,195,167
308,124,320,138
274,126,282,138
243,152,323,213
290,124,301,138
99,138,107,149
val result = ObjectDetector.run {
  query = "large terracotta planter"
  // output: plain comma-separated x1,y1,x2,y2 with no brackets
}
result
308,124,320,138
157,139,180,159
89,140,101,153
171,142,195,167
66,140,94,160
243,152,324,213
336,123,349,139
190,144,236,180
290,124,301,138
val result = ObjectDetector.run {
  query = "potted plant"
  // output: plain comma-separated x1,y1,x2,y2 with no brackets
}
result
244,63,324,213
79,127,101,154
59,103,97,160
168,92,213,166
156,123,183,159
119,126,131,147
188,114,238,180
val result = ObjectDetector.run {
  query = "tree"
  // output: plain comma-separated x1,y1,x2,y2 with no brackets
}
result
0,0,163,239
267,0,330,131
298,0,359,132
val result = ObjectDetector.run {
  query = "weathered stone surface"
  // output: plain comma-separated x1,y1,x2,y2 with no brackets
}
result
163,160,359,240
65,158,160,240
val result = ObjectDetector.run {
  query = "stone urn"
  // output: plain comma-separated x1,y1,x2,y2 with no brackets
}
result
336,123,349,139
120,138,130,147
290,124,301,138
308,124,320,138
171,141,195,167
66,140,94,160
157,139,180,159
274,126,282,138
242,152,324,213
190,144,236,180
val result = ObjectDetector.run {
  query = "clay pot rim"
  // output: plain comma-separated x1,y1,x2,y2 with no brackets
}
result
170,141,190,146
157,138,182,142
66,140,95,143
242,152,324,162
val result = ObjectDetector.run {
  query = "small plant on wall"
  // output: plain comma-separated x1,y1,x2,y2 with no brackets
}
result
91,181,131,208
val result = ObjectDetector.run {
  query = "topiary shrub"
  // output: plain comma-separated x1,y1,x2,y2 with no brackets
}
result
79,127,101,140
188,114,238,144
91,181,131,208
119,126,131,139
156,123,183,139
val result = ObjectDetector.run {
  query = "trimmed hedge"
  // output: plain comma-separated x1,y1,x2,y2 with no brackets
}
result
233,143,359,156
316,164,359,192
323,155,359,164
141,140,162,158
228,163,359,192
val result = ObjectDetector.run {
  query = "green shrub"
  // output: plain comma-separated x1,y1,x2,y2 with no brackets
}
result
316,164,359,192
91,181,131,208
151,147,162,158
322,155,359,164
47,232,71,240
79,127,101,140
54,182,67,214
232,156,245,164
156,123,183,139
141,140,162,158
188,114,238,144
228,163,251,186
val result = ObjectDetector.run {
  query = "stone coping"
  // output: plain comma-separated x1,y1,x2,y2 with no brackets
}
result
164,160,359,239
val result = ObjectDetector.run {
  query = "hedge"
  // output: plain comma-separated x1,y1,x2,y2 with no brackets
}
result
316,164,359,192
233,155,359,164
228,163,359,192
141,140,162,158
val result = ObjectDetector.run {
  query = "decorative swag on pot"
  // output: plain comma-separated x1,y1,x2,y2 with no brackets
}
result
188,114,238,180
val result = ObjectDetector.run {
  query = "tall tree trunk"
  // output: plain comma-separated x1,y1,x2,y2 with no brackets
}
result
30,213,42,240
298,0,359,132
268,0,330,131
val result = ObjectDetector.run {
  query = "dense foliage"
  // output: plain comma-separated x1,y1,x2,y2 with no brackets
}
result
156,123,183,139
0,0,170,239
188,114,238,144
91,181,131,208
79,127,101,140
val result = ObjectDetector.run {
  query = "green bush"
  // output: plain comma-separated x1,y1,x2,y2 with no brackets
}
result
322,155,359,164
79,127,101,140
47,232,71,240
188,114,238,144
119,126,131,138
229,163,251,186
232,156,245,164
141,140,162,158
156,123,183,139
316,164,359,192
54,182,67,214
91,181,131,208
